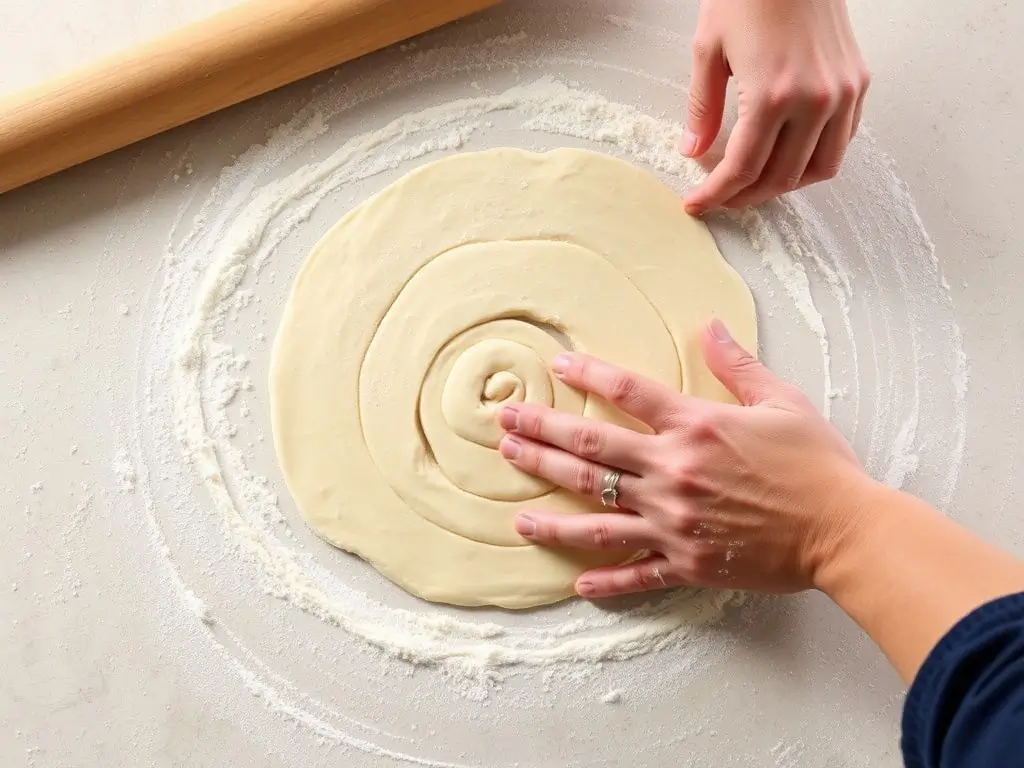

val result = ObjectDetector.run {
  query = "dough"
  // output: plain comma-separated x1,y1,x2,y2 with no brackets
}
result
270,148,757,609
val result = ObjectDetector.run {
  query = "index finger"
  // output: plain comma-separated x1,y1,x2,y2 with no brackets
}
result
551,352,685,431
683,106,783,215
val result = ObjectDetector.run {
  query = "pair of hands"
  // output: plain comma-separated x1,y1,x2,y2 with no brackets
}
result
498,319,874,599
681,0,870,214
500,4,1024,686
495,0,873,598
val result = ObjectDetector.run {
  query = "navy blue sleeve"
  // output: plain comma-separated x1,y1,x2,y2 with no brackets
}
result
902,592,1024,767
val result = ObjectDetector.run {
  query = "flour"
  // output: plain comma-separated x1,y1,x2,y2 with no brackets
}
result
123,17,970,765
770,739,807,768
161,77,763,679
182,588,214,625
111,448,137,492
885,411,921,489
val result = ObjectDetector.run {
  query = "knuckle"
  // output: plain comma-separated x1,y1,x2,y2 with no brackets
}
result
722,162,760,188
807,83,835,112
688,410,721,442
762,169,802,194
761,84,794,113
606,372,642,409
665,456,698,487
630,565,657,590
571,425,605,458
837,76,859,104
782,173,804,192
730,350,761,375
691,36,713,63
518,445,542,474
572,461,600,496
571,355,590,383
814,159,843,181
769,79,833,113
521,409,544,436
659,406,691,432
859,67,873,91
688,90,713,122
537,519,562,545
590,521,612,549
665,504,699,535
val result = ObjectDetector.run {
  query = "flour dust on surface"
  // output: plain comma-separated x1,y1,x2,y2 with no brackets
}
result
100,6,967,767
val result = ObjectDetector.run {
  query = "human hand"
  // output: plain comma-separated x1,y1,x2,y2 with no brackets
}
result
497,319,874,599
681,0,870,215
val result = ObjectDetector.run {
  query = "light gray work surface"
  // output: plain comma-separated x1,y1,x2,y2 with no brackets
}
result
1,1,1022,766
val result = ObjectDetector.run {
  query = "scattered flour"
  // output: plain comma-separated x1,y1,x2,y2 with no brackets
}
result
120,17,968,765
182,588,215,625
111,449,137,493
601,689,623,704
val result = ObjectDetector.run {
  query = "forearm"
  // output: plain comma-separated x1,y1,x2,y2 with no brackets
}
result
815,483,1024,683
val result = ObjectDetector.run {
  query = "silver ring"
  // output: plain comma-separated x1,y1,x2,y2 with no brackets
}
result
600,469,622,508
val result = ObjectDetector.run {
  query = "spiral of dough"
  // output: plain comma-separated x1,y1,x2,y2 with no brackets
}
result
359,237,682,546
424,321,570,501
270,148,757,608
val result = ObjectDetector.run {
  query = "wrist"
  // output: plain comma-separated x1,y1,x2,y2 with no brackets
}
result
805,471,891,596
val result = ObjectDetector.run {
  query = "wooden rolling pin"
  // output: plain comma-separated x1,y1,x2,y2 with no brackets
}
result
0,0,500,195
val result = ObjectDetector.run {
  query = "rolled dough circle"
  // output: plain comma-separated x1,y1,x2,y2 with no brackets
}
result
270,148,757,609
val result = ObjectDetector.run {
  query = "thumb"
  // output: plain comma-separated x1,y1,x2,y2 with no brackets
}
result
701,318,782,407
680,39,729,158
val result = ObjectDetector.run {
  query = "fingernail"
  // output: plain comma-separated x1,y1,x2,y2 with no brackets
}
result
499,405,519,431
682,199,704,217
709,317,732,343
576,579,595,597
515,514,536,536
552,353,571,375
499,435,521,460
678,130,698,157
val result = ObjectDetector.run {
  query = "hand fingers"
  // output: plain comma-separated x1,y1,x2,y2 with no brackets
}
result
700,318,789,407
514,510,657,551
499,435,642,508
683,105,784,216
499,403,650,474
802,88,858,186
680,37,730,158
850,83,867,139
576,555,684,598
723,116,828,209
849,66,871,139
552,353,685,432
799,115,851,186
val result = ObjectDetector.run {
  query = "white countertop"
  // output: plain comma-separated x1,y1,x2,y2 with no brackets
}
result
1,0,231,95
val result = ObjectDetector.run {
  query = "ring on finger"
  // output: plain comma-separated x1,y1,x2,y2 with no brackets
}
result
651,565,667,587
600,469,622,508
